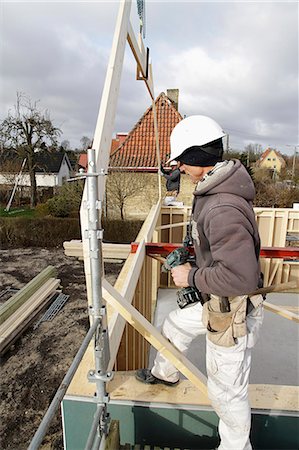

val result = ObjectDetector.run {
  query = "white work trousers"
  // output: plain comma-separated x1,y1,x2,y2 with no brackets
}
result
151,301,263,450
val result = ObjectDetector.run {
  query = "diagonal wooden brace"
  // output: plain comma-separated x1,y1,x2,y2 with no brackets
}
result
102,279,208,396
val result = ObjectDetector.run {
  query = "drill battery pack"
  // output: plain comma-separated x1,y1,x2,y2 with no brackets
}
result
177,286,203,309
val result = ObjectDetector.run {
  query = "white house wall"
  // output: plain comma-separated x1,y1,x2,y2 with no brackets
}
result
0,160,71,188
56,158,71,185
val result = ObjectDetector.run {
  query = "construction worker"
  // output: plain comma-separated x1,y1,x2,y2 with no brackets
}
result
159,160,181,205
136,115,264,450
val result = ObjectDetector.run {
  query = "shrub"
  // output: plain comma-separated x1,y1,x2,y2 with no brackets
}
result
46,182,84,217
0,217,143,248
102,218,143,243
47,195,72,217
254,181,299,207
0,217,81,248
34,202,51,217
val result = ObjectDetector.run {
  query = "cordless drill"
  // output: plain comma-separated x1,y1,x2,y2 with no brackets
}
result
162,245,203,309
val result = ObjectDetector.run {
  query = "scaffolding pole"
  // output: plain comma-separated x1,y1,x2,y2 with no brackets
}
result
84,148,112,450
28,317,100,450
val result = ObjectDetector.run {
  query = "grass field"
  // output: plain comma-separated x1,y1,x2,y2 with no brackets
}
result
0,207,37,218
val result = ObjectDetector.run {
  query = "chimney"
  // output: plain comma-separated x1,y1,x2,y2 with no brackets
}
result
167,89,179,111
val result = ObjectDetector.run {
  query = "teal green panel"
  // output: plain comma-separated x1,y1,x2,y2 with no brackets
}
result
107,404,135,444
62,399,96,450
62,399,299,450
108,404,219,448
109,405,299,449
251,414,299,449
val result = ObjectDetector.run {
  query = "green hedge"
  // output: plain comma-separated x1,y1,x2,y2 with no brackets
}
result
0,218,143,248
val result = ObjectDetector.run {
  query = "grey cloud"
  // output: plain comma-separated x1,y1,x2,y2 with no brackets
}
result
1,1,297,155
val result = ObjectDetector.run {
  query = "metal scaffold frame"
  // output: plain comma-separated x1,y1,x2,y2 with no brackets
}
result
28,0,161,448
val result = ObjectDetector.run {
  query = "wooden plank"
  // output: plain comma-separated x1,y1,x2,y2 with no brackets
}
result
0,266,57,324
275,305,298,312
105,372,298,412
0,279,59,333
107,203,162,369
151,229,160,318
0,278,59,335
102,279,208,395
248,280,298,296
155,221,188,231
172,213,184,243
151,67,162,197
268,259,281,285
135,201,161,243
63,241,131,260
107,242,146,370
127,21,148,79
263,301,299,323
105,420,120,450
116,240,146,302
127,28,155,106
0,279,60,355
67,369,298,412
280,210,289,247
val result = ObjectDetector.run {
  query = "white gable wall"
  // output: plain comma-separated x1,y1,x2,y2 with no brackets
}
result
56,157,71,185
0,156,72,187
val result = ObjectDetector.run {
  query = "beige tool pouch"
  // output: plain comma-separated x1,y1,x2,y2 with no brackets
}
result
202,295,248,347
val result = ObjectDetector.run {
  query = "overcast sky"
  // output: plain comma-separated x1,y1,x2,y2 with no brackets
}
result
1,1,298,156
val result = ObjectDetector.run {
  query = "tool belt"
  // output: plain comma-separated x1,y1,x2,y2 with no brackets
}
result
202,294,263,347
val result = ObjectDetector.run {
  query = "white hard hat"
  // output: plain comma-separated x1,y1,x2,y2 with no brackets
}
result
168,115,226,163
169,160,178,166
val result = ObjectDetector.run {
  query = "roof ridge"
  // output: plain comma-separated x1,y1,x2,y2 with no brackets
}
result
110,92,174,158
109,91,182,168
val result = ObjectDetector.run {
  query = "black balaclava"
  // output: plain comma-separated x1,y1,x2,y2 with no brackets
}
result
178,138,223,167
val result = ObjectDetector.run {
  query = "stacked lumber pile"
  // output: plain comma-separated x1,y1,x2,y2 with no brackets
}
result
0,266,60,356
63,240,131,261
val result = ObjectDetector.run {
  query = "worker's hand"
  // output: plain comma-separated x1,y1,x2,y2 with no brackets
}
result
171,263,192,288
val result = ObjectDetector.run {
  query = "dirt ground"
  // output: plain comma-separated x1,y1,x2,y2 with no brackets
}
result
0,247,122,450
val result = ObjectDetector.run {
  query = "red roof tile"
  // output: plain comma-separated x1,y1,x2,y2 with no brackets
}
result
78,153,88,170
109,92,182,169
78,134,127,171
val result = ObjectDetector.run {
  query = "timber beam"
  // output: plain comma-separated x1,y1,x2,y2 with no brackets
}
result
131,242,299,260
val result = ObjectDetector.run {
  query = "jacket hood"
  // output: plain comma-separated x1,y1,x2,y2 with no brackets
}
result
194,159,255,202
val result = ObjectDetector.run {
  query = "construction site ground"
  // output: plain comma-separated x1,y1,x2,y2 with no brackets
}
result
0,247,122,450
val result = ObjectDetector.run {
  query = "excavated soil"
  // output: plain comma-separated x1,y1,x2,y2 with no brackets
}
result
0,247,122,450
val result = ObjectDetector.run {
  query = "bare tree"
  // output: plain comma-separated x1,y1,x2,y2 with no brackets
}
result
106,170,147,220
0,92,61,207
80,136,92,151
60,139,71,152
244,143,263,165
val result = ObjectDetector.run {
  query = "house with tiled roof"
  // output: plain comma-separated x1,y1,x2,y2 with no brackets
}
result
109,90,182,171
0,151,73,187
257,148,286,173
78,133,128,172
105,90,195,218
